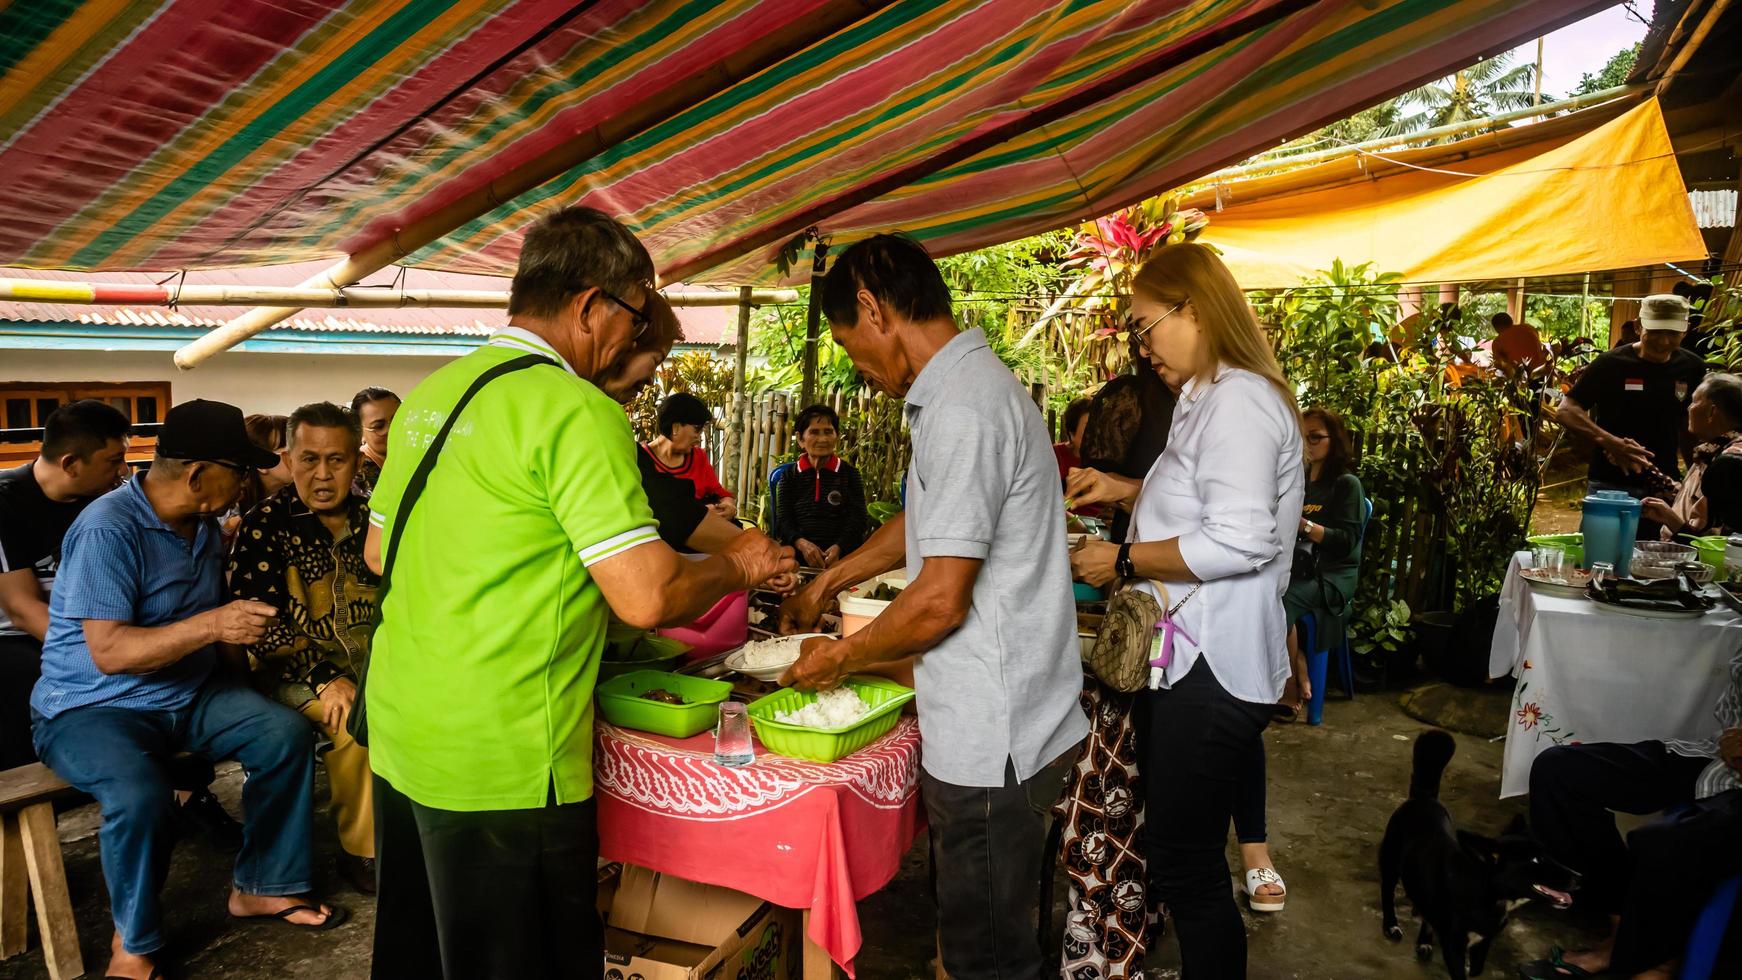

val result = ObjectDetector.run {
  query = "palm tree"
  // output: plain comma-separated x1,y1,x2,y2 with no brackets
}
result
1385,52,1538,141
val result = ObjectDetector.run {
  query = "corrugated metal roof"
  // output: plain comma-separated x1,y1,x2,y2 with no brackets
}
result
1691,189,1738,230
0,262,735,343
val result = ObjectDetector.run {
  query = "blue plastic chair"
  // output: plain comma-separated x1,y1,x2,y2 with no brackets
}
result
1301,496,1373,725
1681,873,1742,980
763,460,796,525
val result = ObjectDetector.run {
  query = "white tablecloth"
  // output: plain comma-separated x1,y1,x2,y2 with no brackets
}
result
1491,553,1741,797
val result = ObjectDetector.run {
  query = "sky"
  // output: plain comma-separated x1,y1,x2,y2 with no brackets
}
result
1505,2,1651,99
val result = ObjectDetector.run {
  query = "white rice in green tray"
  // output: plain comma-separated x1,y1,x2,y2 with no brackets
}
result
774,687,870,729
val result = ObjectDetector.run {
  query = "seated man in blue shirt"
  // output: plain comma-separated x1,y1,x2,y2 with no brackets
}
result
31,399,346,980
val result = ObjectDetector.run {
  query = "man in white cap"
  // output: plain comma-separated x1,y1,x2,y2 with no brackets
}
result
1559,293,1708,533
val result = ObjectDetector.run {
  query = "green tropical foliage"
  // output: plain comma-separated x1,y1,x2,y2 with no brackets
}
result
1260,262,1556,657
1571,43,1640,96
1352,600,1414,657
1386,52,1538,139
1696,276,1742,371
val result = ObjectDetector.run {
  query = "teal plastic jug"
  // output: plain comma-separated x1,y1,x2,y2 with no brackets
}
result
1579,490,1641,576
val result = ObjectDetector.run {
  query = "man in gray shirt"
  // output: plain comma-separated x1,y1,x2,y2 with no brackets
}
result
781,234,1087,980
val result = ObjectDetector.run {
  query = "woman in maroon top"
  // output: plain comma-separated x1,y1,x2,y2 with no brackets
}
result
643,392,737,520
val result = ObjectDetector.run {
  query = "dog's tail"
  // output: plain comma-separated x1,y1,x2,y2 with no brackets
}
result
1408,730,1456,800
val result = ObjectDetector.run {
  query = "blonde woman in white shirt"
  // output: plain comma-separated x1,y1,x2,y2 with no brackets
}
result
1068,243,1304,979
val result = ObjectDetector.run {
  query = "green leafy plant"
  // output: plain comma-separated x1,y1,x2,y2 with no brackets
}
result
1352,599,1414,656
1696,275,1742,372
1014,198,1208,384
1262,262,1554,616
1386,52,1538,139
628,351,737,440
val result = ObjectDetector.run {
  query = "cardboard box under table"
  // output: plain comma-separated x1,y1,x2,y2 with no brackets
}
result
593,715,924,978
605,865,799,980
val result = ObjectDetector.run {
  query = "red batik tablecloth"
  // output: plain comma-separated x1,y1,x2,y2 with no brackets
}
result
594,717,924,976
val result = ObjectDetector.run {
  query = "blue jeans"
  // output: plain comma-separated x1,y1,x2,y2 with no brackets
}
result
33,679,316,955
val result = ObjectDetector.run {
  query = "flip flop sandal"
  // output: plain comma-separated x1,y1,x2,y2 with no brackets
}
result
1241,867,1286,912
231,901,350,931
1516,947,1605,979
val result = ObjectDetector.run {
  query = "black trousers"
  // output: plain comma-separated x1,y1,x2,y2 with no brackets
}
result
1611,787,1742,972
923,747,1079,980
1231,729,1266,845
370,774,602,979
1139,659,1274,979
0,634,43,770
1528,740,1709,914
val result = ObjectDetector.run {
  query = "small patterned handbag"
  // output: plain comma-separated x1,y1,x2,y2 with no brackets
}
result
1083,580,1200,693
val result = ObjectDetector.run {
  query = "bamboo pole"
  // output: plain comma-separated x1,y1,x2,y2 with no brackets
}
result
0,277,797,310
1656,0,1733,96
1192,83,1646,186
170,3,896,369
722,286,755,496
799,241,830,408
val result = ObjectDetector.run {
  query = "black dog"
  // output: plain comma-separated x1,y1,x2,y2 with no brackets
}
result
1379,731,1578,979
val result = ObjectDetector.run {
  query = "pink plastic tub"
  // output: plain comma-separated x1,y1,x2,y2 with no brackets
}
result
658,590,749,661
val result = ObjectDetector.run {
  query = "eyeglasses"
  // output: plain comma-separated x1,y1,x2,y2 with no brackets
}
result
1129,301,1186,354
1305,433,1331,444
597,285,653,341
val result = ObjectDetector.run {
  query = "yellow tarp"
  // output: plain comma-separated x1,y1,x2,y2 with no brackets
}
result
1199,99,1707,289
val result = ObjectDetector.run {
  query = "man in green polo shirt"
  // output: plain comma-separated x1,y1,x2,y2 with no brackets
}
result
362,207,794,979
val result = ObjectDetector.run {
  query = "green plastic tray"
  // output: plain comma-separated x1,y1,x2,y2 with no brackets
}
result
596,670,732,738
746,676,916,763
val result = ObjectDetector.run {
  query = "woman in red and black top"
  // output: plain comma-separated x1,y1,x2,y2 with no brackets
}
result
772,404,867,568
643,392,737,521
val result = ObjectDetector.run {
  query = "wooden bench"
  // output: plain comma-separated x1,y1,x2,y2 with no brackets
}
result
0,763,84,980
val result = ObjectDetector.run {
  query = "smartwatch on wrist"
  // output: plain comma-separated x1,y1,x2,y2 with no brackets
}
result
1115,542,1136,580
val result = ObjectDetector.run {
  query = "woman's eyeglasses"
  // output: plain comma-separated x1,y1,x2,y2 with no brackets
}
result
1129,301,1185,354
1305,433,1330,444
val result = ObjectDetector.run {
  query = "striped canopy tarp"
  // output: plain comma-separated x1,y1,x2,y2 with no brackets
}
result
0,0,1612,286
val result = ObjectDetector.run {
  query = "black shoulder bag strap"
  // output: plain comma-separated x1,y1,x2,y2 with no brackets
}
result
348,353,553,746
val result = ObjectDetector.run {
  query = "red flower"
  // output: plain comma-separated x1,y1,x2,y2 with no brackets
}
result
1516,702,1541,730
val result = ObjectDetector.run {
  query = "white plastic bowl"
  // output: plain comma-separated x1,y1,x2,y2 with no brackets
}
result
722,633,829,681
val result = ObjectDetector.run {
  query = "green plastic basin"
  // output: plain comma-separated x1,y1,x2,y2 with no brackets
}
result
596,669,732,738
746,676,916,764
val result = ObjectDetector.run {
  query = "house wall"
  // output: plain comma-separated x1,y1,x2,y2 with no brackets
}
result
2,348,457,415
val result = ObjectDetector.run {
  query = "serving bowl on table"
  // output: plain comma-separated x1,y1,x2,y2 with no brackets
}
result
722,633,829,682
1634,540,1697,565
595,669,733,738
746,676,916,763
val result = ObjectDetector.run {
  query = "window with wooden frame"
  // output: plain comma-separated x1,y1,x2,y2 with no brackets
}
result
0,381,170,465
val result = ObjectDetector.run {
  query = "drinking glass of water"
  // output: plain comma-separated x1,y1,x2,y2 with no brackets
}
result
714,701,755,767
1533,547,1564,582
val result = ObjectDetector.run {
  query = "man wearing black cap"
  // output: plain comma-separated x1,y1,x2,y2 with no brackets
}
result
30,399,347,980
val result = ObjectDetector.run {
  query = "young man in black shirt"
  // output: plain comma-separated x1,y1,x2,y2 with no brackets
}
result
0,400,130,767
1560,294,1708,532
